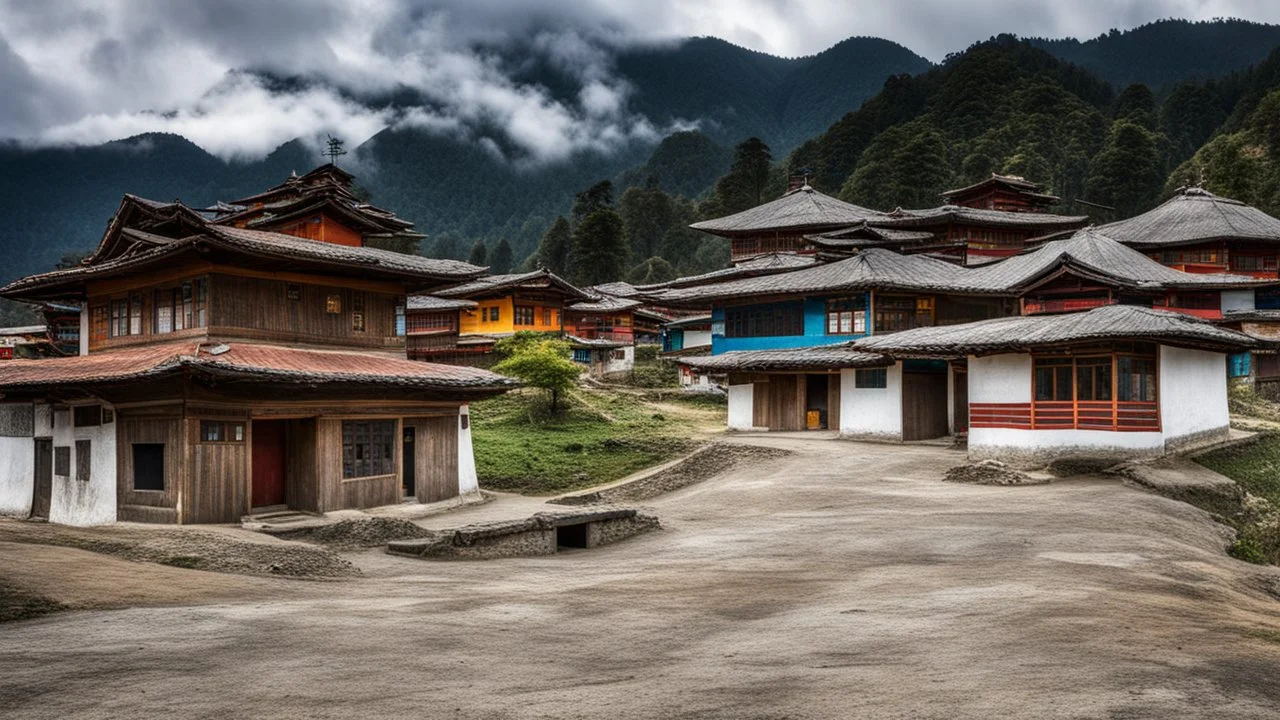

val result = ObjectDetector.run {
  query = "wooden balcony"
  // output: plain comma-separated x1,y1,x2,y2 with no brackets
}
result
971,400,1159,431
1021,297,1115,315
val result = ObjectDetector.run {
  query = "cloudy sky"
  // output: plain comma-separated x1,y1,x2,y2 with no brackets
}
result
2,0,1278,161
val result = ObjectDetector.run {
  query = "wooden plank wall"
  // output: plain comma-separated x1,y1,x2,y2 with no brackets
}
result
188,440,248,523
285,418,319,512
752,376,804,431
116,409,184,523
314,417,402,512
827,374,841,431
210,273,401,349
901,371,949,441
341,475,399,509
409,415,459,504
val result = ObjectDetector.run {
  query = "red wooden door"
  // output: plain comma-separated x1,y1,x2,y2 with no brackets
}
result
251,420,287,508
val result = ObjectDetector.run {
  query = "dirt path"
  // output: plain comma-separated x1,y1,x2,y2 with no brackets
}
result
3,436,1280,719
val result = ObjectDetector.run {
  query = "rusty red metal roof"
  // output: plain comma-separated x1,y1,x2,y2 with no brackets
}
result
0,341,516,391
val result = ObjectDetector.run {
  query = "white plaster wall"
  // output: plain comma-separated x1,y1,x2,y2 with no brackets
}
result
78,306,89,356
457,405,479,495
603,346,635,375
48,405,117,526
0,437,34,517
728,383,754,430
684,330,712,348
946,367,956,435
1159,344,1230,447
1222,290,1256,314
839,363,903,440
969,427,1164,465
969,354,1032,403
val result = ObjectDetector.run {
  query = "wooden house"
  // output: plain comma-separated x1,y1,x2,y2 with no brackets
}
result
867,205,1089,264
568,335,634,377
673,229,1263,439
431,269,590,340
209,164,424,250
939,174,1061,213
403,295,484,364
689,185,880,262
0,195,513,526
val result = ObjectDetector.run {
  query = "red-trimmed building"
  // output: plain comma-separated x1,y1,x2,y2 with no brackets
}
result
0,169,513,526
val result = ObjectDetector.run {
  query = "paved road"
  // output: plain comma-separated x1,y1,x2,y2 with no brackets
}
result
3,437,1280,719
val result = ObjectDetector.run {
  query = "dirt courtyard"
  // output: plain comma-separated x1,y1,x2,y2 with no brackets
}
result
3,436,1280,719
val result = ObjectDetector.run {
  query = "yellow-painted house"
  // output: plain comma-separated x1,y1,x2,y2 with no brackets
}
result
433,269,590,339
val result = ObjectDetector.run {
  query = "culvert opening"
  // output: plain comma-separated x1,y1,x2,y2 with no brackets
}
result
556,523,589,549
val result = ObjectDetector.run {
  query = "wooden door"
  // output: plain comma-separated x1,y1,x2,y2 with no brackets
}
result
414,416,459,504
32,438,52,518
402,426,416,496
251,420,287,508
902,371,949,441
953,370,969,433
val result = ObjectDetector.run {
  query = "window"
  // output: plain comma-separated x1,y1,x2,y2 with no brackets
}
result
352,294,365,332
855,368,888,389
487,307,501,323
406,312,455,333
90,305,108,342
1117,356,1157,402
395,304,406,337
54,446,70,476
826,297,867,335
724,302,804,338
875,296,934,333
543,308,553,326
73,405,102,427
341,420,396,478
1074,357,1112,401
514,306,535,326
326,295,342,314
1034,358,1074,401
75,440,91,482
609,349,626,360
572,348,591,363
109,295,143,337
287,284,302,301
132,443,165,491
152,279,208,334
200,420,244,443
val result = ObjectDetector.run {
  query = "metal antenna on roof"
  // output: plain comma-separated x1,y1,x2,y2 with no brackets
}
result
324,135,347,165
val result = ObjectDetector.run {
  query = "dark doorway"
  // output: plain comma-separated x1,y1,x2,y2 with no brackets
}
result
557,523,589,549
251,420,287,508
902,363,950,441
402,426,416,497
32,438,52,519
953,369,969,433
805,374,829,429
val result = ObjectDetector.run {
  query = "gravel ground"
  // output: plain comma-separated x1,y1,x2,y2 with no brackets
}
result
2,436,1280,719
271,517,436,550
944,459,1049,485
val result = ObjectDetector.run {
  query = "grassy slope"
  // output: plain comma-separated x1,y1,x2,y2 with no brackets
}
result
469,388,726,495
1197,434,1280,508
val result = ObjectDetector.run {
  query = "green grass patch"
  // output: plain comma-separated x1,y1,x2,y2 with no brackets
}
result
470,388,713,494
1196,432,1280,565
1197,433,1280,507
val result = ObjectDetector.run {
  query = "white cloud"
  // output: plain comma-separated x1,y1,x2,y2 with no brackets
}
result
1,0,1279,160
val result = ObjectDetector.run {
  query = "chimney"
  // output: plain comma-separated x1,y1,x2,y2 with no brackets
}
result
788,167,813,192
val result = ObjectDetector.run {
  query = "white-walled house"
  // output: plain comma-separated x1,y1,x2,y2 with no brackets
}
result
856,305,1254,465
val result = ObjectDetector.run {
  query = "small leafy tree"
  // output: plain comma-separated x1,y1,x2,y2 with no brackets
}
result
492,332,581,414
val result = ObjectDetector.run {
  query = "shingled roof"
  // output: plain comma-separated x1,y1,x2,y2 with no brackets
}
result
961,228,1265,292
680,345,892,372
940,173,1059,203
0,341,516,394
689,185,880,236
806,222,939,251
854,305,1256,356
566,295,643,313
406,295,480,311
872,205,1088,230
646,248,973,306
434,269,591,300
640,253,820,291
1092,187,1280,248
1,223,486,301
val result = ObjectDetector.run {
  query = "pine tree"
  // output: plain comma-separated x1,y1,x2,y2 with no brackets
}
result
431,234,460,260
468,240,489,267
570,209,628,285
572,181,614,226
1086,119,1166,218
536,216,572,274
704,137,773,215
618,182,675,261
490,238,514,274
